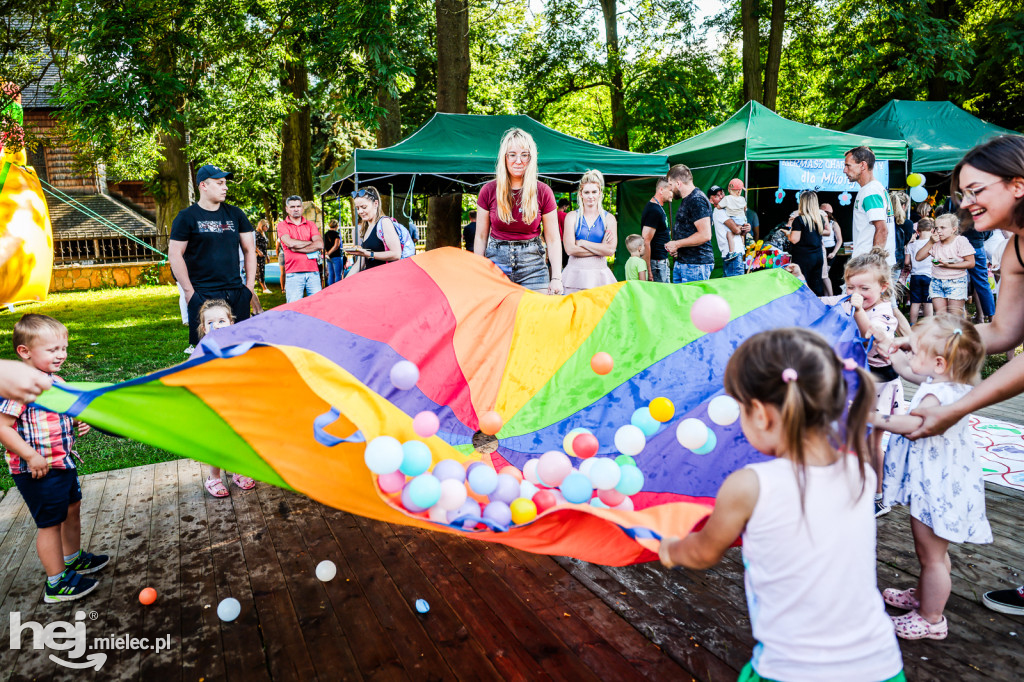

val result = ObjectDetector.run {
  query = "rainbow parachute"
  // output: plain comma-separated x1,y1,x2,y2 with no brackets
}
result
37,249,864,566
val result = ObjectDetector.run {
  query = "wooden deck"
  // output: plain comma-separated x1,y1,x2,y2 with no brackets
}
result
0,390,1022,680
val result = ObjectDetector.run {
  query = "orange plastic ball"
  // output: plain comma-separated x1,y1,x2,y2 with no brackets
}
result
479,411,504,436
139,587,158,605
590,351,614,375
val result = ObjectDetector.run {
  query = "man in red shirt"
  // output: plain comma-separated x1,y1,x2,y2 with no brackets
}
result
276,195,324,303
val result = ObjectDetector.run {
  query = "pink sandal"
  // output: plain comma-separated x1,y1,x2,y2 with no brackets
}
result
891,610,947,640
204,477,229,498
231,473,256,490
883,587,920,610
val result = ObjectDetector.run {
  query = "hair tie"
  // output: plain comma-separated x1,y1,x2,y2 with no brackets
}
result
842,358,858,371
782,368,798,383
953,328,963,336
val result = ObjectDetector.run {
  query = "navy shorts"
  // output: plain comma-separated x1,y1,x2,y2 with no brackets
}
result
13,468,82,528
909,275,932,304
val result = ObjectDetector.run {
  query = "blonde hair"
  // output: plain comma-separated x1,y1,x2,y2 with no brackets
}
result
197,299,235,340
13,314,67,350
917,202,932,218
845,247,911,336
495,128,539,225
578,169,605,195
914,314,985,384
256,218,269,231
890,191,909,224
934,212,960,234
797,191,825,235
625,234,644,253
354,187,383,230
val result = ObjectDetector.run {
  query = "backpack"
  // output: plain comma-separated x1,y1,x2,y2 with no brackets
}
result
375,217,417,259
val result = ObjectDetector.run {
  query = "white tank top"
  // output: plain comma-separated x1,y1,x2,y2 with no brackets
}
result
742,456,903,682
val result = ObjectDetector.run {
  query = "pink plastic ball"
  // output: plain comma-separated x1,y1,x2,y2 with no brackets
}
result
537,450,572,487
378,471,406,494
413,411,440,438
598,488,625,507
690,294,731,333
532,489,558,513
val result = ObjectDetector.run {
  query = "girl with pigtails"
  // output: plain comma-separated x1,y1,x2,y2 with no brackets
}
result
659,328,905,682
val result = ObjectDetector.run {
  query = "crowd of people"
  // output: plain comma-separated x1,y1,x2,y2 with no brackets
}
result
2,125,1024,680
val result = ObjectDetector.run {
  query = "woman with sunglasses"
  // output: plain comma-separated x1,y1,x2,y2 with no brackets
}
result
475,128,563,294
888,135,1024,616
346,187,403,273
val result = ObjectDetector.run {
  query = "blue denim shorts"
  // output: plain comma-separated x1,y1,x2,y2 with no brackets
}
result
929,275,969,301
722,253,745,277
485,236,549,291
672,262,713,283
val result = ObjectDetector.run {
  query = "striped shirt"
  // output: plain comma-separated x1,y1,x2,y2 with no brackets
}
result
0,377,77,474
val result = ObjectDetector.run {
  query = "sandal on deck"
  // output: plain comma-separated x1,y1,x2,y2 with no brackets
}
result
231,473,256,490
883,587,920,610
204,477,229,498
891,610,947,640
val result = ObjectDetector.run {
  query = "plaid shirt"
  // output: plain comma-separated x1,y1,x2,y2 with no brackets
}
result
0,376,77,474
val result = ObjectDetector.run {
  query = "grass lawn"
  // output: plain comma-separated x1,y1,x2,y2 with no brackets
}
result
0,284,286,491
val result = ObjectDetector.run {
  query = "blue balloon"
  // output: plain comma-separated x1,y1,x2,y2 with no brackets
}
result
615,465,645,496
406,474,441,510
693,429,718,455
415,598,430,614
467,465,498,496
483,501,512,527
400,441,432,477
560,472,594,504
590,498,608,509
630,407,661,438
490,473,520,504
432,458,467,483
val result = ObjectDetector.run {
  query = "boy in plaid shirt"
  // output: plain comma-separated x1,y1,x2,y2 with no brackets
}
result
0,314,108,602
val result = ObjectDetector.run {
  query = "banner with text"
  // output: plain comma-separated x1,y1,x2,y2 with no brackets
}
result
778,159,889,192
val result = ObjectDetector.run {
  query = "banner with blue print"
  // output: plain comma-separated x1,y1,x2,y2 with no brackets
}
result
778,159,889,192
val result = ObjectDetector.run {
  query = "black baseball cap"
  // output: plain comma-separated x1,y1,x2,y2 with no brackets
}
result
708,185,724,195
196,164,234,184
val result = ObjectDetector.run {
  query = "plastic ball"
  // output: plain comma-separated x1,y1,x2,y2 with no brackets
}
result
613,496,635,511
217,597,241,622
432,459,466,483
615,465,645,496
523,458,541,484
315,560,337,582
447,499,481,529
588,458,622,491
490,473,521,505
378,470,407,494
407,474,442,510
707,395,740,426
630,407,661,437
415,599,430,613
510,498,538,525
560,472,594,504
390,360,419,390
578,457,597,479
676,418,710,450
478,411,503,436
532,489,558,513
648,397,675,423
615,454,637,467
537,450,572,487
499,466,523,482
483,501,512,527
139,587,157,605
590,351,614,375
614,424,646,457
572,432,599,459
598,488,625,506
909,185,928,203
690,294,731,333
400,440,433,477
590,498,608,509
438,478,468,510
693,429,718,455
563,428,590,456
428,504,449,523
519,480,539,500
467,465,499,496
364,436,404,475
412,411,440,438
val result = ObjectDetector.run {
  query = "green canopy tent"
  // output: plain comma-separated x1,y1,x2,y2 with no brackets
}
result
317,112,669,198
616,101,909,278
847,100,1019,173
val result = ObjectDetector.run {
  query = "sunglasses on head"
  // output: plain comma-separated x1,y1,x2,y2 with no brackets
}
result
351,189,376,199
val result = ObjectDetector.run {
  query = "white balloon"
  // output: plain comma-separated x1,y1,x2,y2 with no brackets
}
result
588,457,622,491
217,597,241,622
578,458,597,479
428,504,449,523
676,418,709,449
613,496,635,511
315,560,337,582
520,480,539,500
614,424,647,456
707,395,740,426
364,436,404,474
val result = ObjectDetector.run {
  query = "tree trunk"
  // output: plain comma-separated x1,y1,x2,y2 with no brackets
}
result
926,0,950,101
762,0,786,111
427,0,470,250
154,119,190,238
280,53,313,203
600,0,629,150
741,0,762,104
374,86,402,217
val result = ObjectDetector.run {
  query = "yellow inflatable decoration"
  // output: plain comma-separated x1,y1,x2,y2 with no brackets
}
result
0,95,53,306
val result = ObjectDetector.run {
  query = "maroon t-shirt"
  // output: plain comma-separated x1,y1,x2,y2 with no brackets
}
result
477,180,556,241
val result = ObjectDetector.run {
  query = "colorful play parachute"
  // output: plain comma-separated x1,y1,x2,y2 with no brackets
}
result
36,249,865,565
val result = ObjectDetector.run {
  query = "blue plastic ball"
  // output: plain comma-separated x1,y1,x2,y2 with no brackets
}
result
693,429,718,455
630,407,661,437
483,501,512,527
490,473,520,505
560,472,594,504
615,465,645,496
405,474,441,510
467,465,498,496
400,441,433,477
432,459,466,483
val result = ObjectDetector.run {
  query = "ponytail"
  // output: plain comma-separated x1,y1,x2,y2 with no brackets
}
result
780,378,810,511
845,367,875,495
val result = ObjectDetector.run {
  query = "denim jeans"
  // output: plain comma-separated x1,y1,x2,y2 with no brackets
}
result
673,262,713,283
722,253,745,277
285,271,322,303
327,256,344,285
649,259,669,283
485,236,549,291
969,245,995,316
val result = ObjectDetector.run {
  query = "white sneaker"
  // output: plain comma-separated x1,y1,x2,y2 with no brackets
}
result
184,345,195,355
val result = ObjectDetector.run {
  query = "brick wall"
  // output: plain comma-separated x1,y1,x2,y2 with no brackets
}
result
50,261,174,292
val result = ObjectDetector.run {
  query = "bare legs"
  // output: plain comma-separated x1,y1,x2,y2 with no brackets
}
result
912,516,951,624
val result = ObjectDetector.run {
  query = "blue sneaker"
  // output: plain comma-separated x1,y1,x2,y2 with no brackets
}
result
44,569,98,604
65,551,109,575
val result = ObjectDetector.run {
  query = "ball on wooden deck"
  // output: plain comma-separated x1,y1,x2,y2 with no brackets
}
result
315,560,337,582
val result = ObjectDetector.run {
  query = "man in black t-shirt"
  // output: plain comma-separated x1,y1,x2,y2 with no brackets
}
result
463,211,477,252
640,177,673,282
169,164,262,348
665,164,713,283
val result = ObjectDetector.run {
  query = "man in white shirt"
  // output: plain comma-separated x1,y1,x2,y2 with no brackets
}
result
843,146,895,267
708,185,746,277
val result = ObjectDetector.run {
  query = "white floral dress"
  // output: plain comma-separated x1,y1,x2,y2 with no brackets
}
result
882,379,992,544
